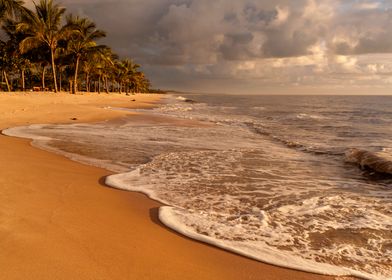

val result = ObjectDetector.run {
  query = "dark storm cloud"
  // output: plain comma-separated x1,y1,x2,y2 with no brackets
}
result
329,7,392,55
51,0,312,62
24,0,392,92
51,0,392,61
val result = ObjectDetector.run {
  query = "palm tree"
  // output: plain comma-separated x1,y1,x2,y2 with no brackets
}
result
17,0,66,92
80,51,98,92
0,0,26,22
90,47,116,93
118,59,139,93
114,60,124,93
2,18,31,91
111,58,151,94
0,40,12,91
64,15,106,94
31,47,51,90
79,48,108,92
130,70,150,93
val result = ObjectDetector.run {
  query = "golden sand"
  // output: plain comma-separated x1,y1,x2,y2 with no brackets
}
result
0,92,334,280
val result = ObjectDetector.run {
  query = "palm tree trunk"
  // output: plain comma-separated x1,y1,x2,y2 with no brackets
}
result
21,69,25,91
3,71,11,92
73,55,80,94
42,66,46,90
103,76,106,92
86,73,90,92
98,74,101,93
50,48,58,93
59,68,62,91
105,76,109,94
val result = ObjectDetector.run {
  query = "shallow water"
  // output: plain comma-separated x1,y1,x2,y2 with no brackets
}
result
4,94,392,279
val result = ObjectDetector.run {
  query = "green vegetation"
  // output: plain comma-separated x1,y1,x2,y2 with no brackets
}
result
0,0,153,93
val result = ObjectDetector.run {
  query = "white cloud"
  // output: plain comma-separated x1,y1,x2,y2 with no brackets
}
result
355,1,381,10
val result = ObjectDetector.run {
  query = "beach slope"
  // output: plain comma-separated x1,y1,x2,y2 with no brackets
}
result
0,92,334,280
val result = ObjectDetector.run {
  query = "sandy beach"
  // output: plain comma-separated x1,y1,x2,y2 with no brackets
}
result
0,92,336,280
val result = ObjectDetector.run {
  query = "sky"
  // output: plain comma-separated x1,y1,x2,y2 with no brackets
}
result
27,0,392,94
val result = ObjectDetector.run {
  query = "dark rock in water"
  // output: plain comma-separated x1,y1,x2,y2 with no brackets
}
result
184,99,197,104
345,148,392,175
70,117,78,121
131,99,136,102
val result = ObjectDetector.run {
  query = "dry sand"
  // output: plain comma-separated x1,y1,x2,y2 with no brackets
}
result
0,92,336,280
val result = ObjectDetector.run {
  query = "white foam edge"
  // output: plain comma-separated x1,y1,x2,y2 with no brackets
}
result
176,96,187,101
161,207,382,280
2,125,129,173
106,171,381,280
106,170,172,205
3,125,52,141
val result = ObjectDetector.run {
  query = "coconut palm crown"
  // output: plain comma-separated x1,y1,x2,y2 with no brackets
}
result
0,0,27,22
64,14,106,93
17,0,66,92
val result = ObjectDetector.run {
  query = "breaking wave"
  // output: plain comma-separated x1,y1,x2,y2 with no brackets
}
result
346,148,392,175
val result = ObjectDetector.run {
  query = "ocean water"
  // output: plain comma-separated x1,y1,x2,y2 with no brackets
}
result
4,94,392,279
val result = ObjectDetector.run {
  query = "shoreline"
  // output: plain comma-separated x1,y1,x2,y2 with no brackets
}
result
0,92,337,280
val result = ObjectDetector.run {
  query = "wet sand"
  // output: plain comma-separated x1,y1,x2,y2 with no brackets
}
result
0,92,337,280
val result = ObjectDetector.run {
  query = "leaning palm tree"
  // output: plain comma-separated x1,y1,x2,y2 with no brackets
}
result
64,15,106,94
17,0,66,92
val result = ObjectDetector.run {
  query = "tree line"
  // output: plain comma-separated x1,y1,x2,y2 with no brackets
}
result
0,0,155,94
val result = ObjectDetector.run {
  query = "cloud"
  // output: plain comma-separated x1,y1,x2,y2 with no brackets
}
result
354,1,381,10
22,0,392,93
